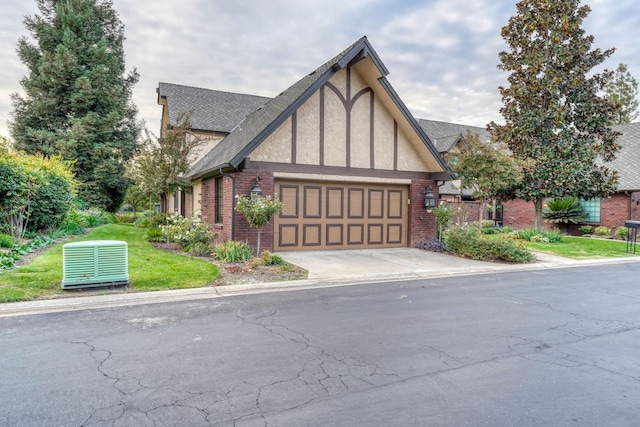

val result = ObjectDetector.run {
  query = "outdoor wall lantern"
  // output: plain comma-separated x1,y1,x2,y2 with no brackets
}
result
423,185,436,212
250,177,263,196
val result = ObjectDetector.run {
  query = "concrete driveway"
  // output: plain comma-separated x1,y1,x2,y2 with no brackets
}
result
277,247,624,282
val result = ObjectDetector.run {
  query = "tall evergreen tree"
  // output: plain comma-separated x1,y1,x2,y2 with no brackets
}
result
489,0,620,230
9,0,140,212
604,63,639,124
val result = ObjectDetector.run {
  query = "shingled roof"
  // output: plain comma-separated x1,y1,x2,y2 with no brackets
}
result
417,119,490,153
186,36,449,180
157,83,270,133
610,122,640,191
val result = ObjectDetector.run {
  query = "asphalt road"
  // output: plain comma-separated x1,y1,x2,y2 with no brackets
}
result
2,262,640,426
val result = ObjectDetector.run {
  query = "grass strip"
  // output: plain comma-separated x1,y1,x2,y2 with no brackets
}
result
0,224,220,303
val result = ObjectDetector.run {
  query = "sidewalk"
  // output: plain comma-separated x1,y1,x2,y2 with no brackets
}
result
1,249,638,318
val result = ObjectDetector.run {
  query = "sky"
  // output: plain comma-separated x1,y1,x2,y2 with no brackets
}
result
1,0,639,139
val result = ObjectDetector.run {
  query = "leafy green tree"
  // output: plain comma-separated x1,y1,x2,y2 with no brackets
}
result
0,139,76,238
451,131,522,219
604,63,639,124
235,193,284,255
9,0,140,212
129,113,203,210
489,0,620,231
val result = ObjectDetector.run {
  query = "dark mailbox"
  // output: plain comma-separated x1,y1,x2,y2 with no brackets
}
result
625,221,640,254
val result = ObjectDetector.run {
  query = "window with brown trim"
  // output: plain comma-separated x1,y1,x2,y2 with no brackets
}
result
215,177,223,224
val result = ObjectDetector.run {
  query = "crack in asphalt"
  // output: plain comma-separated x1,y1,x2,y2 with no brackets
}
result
63,293,640,426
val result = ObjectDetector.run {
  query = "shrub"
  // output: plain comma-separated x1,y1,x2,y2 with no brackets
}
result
480,220,495,228
417,238,447,253
57,209,88,236
115,213,135,224
261,250,284,265
81,207,115,227
516,228,563,243
542,197,588,224
0,233,14,248
434,204,453,239
189,242,212,257
161,214,213,248
146,226,164,242
235,193,284,254
481,227,499,235
445,224,534,263
529,234,549,243
579,225,593,235
615,226,629,240
594,226,611,236
134,211,166,228
214,241,253,263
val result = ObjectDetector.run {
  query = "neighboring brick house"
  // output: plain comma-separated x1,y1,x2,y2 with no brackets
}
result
157,36,451,252
499,122,640,234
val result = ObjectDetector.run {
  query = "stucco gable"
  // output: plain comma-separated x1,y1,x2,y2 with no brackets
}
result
185,36,451,180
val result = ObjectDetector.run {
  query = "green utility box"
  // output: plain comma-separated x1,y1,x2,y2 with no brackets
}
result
62,240,129,289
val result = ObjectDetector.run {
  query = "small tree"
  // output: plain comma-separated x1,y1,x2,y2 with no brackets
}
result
542,197,588,233
128,113,203,209
434,204,452,241
604,63,639,124
235,193,284,255
451,130,522,220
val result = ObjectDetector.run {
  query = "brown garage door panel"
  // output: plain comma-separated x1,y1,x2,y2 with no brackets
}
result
274,180,408,251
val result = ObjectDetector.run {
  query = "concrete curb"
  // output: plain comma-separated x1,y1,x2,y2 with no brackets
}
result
1,254,638,318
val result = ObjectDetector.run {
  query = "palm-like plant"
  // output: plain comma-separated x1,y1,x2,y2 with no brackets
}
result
542,197,588,224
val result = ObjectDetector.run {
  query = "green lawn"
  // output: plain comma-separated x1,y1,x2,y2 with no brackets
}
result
524,236,638,259
0,224,220,303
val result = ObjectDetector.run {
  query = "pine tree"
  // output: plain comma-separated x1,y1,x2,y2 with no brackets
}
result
9,0,140,212
488,0,620,230
604,63,639,124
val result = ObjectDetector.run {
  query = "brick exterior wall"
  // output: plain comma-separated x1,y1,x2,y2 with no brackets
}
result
409,179,439,247
232,172,276,253
503,193,637,236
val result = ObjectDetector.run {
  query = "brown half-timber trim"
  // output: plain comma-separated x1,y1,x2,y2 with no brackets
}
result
291,111,297,164
370,91,375,169
393,120,398,171
250,161,434,180
319,86,325,166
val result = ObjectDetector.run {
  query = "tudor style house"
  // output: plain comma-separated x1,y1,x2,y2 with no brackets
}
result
157,37,452,252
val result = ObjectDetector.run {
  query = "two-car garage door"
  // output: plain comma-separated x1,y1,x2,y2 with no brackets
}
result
274,180,408,251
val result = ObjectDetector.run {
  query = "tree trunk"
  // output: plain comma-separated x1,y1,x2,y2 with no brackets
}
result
534,198,543,231
256,229,262,256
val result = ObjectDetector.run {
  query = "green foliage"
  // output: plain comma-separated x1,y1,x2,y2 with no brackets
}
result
0,235,55,270
235,193,284,228
0,234,15,248
0,145,76,238
434,204,453,240
213,241,253,263
9,0,140,212
594,226,611,236
0,225,220,302
261,250,284,266
161,214,213,248
128,113,202,203
445,224,534,263
615,226,629,240
488,0,620,230
605,63,639,124
133,211,166,228
516,228,564,243
542,197,588,224
115,213,135,224
579,225,593,235
188,242,212,257
451,130,522,202
146,226,164,242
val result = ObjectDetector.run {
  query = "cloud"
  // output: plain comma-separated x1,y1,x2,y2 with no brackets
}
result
0,0,639,140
